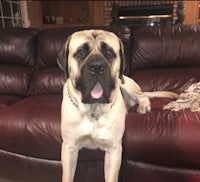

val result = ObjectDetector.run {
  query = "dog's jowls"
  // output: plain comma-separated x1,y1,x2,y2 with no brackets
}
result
57,29,178,182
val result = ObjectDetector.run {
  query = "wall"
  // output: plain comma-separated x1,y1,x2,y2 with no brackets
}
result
27,1,42,28
104,0,178,26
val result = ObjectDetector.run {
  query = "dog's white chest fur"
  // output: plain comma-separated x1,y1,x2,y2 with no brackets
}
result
61,80,126,151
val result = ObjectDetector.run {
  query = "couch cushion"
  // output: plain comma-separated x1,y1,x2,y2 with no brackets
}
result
130,67,200,93
0,95,62,160
124,98,200,170
29,67,65,95
0,66,32,95
0,28,38,96
130,24,200,70
0,28,38,66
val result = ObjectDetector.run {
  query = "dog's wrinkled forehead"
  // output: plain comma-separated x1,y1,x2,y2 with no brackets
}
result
68,29,120,52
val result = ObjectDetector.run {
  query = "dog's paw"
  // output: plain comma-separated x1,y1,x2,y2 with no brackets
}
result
137,103,151,114
136,97,151,114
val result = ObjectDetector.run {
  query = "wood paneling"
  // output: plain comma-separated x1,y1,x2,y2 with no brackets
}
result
184,1,199,25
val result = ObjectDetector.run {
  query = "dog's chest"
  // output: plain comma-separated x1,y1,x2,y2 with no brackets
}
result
77,114,116,149
63,107,124,150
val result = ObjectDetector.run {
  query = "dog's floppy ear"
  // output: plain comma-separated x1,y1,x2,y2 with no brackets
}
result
57,36,71,78
119,39,125,84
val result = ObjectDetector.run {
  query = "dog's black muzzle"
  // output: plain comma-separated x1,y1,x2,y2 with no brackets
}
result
76,55,115,104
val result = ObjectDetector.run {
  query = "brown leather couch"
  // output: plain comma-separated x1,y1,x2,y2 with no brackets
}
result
0,24,200,182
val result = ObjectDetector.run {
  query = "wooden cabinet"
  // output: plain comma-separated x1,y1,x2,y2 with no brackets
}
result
27,1,104,29
198,1,200,24
184,1,200,25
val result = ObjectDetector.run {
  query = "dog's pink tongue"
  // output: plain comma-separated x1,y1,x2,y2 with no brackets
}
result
91,82,103,99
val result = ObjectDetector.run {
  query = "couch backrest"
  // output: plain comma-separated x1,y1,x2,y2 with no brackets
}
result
130,24,200,69
129,24,200,93
3,25,198,96
29,26,131,95
0,28,38,96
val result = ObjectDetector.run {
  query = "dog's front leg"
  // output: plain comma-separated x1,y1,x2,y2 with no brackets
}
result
61,143,78,182
104,143,122,182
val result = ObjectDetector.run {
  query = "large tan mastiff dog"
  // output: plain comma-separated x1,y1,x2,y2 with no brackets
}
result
57,29,178,182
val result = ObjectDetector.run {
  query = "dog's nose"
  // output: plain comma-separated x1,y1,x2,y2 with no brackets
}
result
88,60,105,75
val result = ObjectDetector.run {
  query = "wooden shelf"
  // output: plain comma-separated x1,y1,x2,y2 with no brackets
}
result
27,1,104,29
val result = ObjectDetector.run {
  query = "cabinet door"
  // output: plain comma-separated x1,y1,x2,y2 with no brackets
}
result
184,1,199,25
90,1,104,26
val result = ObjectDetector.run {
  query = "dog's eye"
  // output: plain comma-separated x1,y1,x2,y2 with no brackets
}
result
76,49,87,58
75,43,90,60
105,50,114,59
103,49,115,61
101,42,116,61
